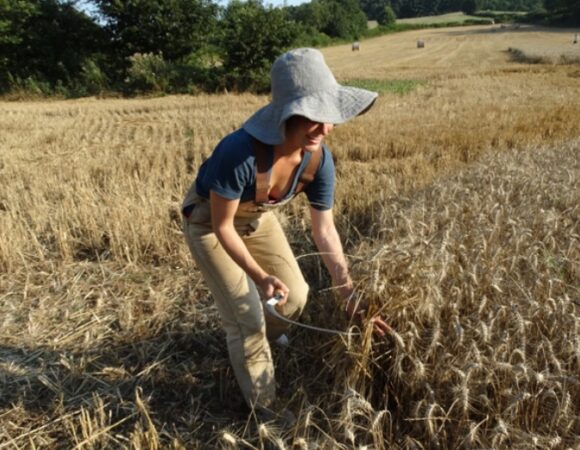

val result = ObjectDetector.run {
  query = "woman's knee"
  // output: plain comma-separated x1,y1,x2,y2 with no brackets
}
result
226,300,266,339
287,280,309,316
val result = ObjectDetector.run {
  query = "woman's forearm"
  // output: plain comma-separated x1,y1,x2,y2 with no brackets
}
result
209,191,268,285
214,223,268,285
312,226,353,295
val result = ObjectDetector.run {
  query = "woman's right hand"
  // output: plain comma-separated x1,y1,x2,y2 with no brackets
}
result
345,292,391,337
258,275,289,306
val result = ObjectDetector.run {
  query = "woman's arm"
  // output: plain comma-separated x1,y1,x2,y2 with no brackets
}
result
310,207,353,298
310,207,390,336
210,191,289,302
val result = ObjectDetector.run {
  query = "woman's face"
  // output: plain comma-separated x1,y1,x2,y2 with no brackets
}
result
285,116,334,152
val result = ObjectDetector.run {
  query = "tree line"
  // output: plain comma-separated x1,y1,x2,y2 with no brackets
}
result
0,0,578,98
360,0,544,20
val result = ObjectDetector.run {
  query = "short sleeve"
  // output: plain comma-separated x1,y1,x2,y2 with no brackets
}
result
304,146,335,211
197,131,255,200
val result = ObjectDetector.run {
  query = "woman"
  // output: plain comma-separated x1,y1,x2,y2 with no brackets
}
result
182,48,389,418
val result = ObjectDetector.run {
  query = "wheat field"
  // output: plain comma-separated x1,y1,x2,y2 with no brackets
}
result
0,25,579,449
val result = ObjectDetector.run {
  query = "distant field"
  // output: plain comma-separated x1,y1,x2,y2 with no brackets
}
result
396,11,483,24
323,24,580,79
1,25,579,449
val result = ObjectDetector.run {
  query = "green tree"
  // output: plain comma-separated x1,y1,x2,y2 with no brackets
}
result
320,0,368,39
397,0,421,17
438,0,461,13
287,0,332,30
359,0,392,20
543,0,561,11
379,0,544,18
462,0,481,14
95,0,218,65
287,0,366,39
418,0,441,15
23,1,105,83
377,3,397,23
220,0,299,92
0,0,35,47
0,0,105,92
545,0,580,21
0,1,38,87
388,0,401,15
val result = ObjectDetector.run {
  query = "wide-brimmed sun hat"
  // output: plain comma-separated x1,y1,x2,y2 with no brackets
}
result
243,48,378,145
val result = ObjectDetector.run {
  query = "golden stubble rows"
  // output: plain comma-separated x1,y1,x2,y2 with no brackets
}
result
2,65,579,272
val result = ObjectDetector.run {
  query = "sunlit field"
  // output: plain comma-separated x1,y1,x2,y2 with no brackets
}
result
1,25,579,449
325,24,580,77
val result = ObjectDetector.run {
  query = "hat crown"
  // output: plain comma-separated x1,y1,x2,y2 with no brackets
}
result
271,48,338,104
243,47,377,145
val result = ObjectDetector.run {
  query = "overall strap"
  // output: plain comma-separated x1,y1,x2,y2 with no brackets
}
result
295,146,322,194
253,138,271,204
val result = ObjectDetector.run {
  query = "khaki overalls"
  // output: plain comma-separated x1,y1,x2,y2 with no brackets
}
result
182,140,322,409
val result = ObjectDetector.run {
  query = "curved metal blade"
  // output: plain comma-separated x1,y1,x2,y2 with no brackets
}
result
264,297,359,336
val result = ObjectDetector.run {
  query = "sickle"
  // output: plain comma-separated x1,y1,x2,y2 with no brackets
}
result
264,296,359,336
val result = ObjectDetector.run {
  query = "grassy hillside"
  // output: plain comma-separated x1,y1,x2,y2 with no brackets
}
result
1,25,579,449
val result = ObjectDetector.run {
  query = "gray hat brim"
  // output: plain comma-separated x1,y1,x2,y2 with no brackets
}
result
243,85,378,146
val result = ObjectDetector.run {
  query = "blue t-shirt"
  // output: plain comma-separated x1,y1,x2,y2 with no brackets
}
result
195,128,335,211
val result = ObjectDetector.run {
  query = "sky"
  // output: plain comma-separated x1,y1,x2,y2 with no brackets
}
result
76,0,310,17
265,0,309,5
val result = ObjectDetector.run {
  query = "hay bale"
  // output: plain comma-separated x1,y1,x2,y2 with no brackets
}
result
352,41,360,51
417,39,425,49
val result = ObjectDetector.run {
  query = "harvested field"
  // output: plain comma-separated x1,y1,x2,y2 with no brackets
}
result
1,25,579,449
324,24,580,78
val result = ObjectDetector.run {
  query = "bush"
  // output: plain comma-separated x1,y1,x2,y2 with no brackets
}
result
295,26,334,47
6,74,53,99
526,7,549,23
125,52,172,94
378,5,397,26
79,59,108,95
